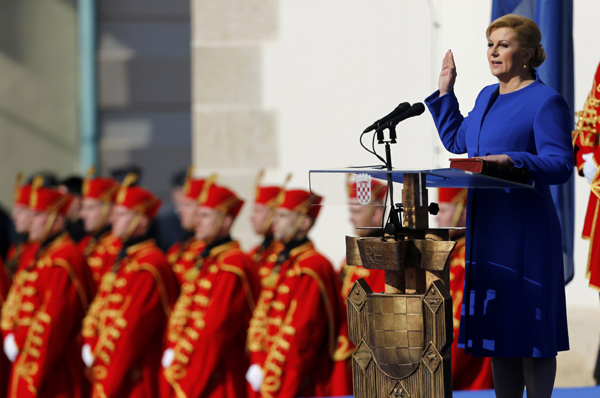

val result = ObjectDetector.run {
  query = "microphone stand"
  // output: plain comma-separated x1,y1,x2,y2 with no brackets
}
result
376,124,403,239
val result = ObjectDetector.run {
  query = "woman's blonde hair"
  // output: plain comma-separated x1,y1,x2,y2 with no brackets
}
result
486,14,546,69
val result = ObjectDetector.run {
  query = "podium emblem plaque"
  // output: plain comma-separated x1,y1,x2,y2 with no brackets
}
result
355,173,373,205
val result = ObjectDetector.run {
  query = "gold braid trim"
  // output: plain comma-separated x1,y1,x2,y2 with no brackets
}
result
163,366,189,398
92,296,132,371
54,258,89,310
1,271,26,331
260,300,298,395
12,291,53,396
299,267,337,359
333,334,353,361
140,264,172,317
220,263,256,311
93,383,108,398
587,193,600,285
591,174,600,200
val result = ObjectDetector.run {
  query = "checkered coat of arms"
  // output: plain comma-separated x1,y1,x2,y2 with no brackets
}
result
355,173,372,205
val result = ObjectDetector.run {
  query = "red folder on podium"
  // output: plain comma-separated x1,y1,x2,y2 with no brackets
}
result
449,158,531,184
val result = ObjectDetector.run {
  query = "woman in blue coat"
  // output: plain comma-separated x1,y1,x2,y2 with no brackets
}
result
425,14,572,398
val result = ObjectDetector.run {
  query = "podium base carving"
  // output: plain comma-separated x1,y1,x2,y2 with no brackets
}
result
348,279,453,398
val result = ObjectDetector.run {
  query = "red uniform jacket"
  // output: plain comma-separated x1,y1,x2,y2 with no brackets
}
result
79,232,122,286
84,238,179,398
5,233,95,398
163,239,260,398
247,237,284,368
1,243,35,340
573,61,600,291
166,238,206,286
449,236,494,390
0,260,11,398
339,261,385,299
249,237,283,275
5,241,39,277
259,240,350,398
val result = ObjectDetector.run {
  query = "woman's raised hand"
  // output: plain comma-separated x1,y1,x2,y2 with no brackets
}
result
439,50,457,97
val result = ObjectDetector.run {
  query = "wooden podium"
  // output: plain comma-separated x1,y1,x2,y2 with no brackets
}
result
309,167,533,398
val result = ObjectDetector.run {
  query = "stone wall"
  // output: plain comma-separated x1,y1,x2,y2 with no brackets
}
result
0,0,79,208
190,0,279,248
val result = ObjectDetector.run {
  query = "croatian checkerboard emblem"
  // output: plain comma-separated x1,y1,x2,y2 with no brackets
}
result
355,173,372,205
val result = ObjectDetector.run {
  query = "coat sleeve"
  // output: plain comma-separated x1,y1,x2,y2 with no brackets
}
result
166,268,254,397
92,269,167,397
261,273,330,398
425,90,469,154
505,94,574,185
16,262,85,397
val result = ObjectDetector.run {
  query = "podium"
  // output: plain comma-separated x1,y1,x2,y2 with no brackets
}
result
309,167,533,398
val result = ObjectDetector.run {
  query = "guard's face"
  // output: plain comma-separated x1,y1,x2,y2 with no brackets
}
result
12,204,33,234
348,198,381,237
111,205,137,238
80,197,109,233
29,211,51,241
272,208,299,241
194,206,222,241
487,27,528,81
436,202,457,228
178,196,199,231
250,203,273,235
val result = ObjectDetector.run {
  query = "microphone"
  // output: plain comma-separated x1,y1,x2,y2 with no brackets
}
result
383,102,425,129
363,102,411,133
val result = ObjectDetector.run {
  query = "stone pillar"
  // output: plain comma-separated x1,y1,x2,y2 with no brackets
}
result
191,0,280,245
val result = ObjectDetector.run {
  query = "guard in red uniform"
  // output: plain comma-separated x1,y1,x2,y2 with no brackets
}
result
82,175,179,398
246,174,287,396
246,189,350,398
0,258,11,398
437,187,493,390
162,179,260,398
573,61,600,292
573,60,600,385
3,177,95,398
165,169,206,285
6,175,38,277
79,168,122,285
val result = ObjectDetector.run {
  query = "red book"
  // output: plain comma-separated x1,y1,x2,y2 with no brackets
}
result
450,158,531,184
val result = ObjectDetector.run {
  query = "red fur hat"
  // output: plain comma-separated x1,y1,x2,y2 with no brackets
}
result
14,173,31,207
198,179,244,218
29,177,72,215
279,189,323,219
82,168,119,202
115,174,162,219
182,167,206,201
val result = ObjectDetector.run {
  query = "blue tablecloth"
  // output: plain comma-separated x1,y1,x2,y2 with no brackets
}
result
318,386,600,398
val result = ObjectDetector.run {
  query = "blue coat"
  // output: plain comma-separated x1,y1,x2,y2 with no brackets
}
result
425,75,572,358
